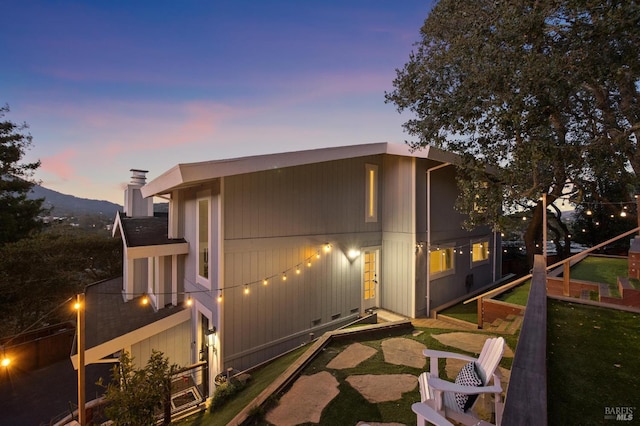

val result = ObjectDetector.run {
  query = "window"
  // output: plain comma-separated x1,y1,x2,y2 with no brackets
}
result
365,164,378,222
472,240,490,263
430,247,454,275
197,197,210,286
363,251,377,300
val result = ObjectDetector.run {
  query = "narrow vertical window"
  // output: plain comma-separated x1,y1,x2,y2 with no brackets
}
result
198,198,209,281
365,164,378,222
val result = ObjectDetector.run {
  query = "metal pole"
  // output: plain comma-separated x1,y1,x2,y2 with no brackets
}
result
77,293,86,426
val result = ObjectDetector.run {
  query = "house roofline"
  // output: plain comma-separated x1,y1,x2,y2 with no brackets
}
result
141,142,458,198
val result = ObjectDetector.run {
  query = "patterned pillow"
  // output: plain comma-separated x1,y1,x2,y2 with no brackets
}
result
454,361,482,411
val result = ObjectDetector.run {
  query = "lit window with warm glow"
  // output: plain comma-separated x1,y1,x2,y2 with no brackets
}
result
365,164,378,222
472,240,490,263
429,247,454,275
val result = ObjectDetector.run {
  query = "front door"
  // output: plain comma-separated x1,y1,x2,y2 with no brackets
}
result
362,249,379,312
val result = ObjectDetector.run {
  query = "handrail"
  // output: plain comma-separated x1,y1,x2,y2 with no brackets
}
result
463,273,532,304
546,226,639,271
501,255,548,425
463,225,640,305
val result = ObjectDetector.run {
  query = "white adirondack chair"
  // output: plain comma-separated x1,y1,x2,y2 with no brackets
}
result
415,336,505,426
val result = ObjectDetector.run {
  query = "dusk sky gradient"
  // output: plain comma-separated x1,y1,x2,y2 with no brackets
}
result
1,1,435,204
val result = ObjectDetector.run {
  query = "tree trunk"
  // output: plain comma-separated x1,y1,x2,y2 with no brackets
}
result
523,201,544,267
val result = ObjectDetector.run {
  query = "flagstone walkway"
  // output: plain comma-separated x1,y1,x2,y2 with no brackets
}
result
264,333,513,425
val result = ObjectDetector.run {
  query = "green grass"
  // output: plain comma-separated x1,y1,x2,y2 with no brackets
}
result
439,301,478,323
569,256,628,298
547,300,640,425
176,326,516,425
174,345,308,426
495,279,531,306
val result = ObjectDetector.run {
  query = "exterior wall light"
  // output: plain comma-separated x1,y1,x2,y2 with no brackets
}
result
347,249,361,260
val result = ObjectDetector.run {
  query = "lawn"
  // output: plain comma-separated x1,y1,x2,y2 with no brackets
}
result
174,345,308,426
569,256,628,297
439,300,478,323
547,300,640,424
176,326,516,425
495,279,531,306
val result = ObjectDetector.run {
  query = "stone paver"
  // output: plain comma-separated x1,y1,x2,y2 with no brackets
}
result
346,374,417,403
327,342,377,369
381,337,427,368
432,332,514,357
265,371,339,426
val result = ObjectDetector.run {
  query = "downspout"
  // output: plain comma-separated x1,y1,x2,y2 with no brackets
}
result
426,162,451,317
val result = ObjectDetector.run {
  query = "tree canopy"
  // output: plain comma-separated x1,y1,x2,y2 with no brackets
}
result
0,105,45,245
386,0,640,261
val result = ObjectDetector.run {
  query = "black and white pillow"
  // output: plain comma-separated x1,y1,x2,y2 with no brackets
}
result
454,361,482,411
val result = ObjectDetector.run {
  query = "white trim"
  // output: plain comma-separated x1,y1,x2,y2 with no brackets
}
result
196,191,212,290
126,243,188,259
142,142,460,197
70,308,190,369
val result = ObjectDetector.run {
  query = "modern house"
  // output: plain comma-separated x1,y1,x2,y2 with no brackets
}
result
75,142,502,401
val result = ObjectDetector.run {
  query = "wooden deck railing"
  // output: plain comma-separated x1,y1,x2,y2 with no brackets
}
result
502,254,548,425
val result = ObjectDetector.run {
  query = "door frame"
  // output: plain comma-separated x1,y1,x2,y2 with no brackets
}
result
361,247,380,312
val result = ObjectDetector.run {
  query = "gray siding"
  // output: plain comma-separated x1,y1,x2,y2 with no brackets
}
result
130,319,192,369
220,157,384,370
417,162,501,313
224,156,382,239
380,155,416,317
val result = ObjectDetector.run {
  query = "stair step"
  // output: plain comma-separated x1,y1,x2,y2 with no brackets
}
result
491,318,504,327
506,314,516,321
496,320,511,332
508,316,523,333
598,283,610,297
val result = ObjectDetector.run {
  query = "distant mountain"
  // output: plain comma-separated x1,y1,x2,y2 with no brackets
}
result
28,185,123,217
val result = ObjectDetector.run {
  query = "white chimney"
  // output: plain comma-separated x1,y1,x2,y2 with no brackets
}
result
124,169,153,217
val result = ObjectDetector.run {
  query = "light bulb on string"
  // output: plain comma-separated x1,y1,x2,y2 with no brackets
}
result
217,291,223,303
244,285,250,295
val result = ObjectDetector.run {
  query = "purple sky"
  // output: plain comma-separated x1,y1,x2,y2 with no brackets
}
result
1,1,434,204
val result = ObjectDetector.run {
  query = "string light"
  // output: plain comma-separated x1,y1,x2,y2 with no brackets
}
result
263,278,268,286
217,291,222,303
244,285,249,295
296,265,301,274
141,295,149,306
186,295,193,306
282,273,287,281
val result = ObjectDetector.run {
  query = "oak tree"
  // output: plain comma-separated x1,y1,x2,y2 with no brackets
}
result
386,0,640,263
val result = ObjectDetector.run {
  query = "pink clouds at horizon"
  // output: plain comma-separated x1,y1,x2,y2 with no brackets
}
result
40,148,79,181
